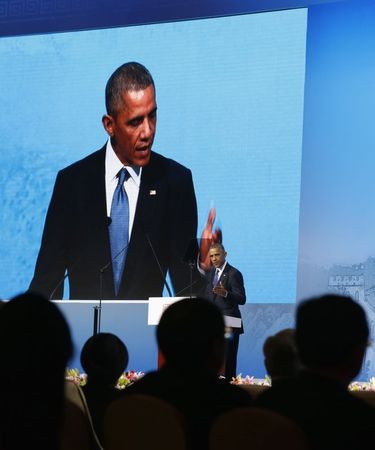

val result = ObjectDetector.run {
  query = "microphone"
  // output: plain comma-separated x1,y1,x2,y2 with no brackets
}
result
144,232,173,297
95,238,130,335
174,278,201,297
99,240,129,274
49,271,69,300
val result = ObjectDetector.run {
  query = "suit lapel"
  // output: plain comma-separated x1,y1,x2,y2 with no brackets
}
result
129,152,167,246
220,263,231,288
132,159,159,233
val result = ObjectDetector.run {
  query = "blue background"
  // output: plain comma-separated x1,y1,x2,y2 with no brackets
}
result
297,0,375,380
3,0,375,379
0,9,307,304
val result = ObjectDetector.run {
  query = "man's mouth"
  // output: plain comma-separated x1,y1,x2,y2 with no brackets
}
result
136,146,150,153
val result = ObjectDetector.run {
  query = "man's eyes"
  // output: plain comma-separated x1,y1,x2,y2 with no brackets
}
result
128,118,142,127
128,113,156,127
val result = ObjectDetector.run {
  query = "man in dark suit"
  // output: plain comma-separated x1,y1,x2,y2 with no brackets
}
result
30,62,198,300
256,295,375,450
204,243,246,380
123,297,252,450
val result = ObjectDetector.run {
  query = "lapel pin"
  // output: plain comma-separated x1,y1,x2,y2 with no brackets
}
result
149,190,157,196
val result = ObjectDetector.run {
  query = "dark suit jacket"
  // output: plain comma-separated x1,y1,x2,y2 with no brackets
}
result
81,384,126,442
256,371,375,450
30,147,198,299
204,263,246,334
125,365,253,450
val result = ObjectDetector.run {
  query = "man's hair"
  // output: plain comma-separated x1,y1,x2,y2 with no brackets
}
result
210,242,225,252
0,292,73,375
0,292,73,449
81,332,128,385
263,328,300,379
157,297,225,369
105,62,155,116
296,294,369,369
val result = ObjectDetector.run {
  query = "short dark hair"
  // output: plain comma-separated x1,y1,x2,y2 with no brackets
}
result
81,333,128,385
0,292,73,449
263,328,300,379
105,62,155,116
157,297,225,368
210,242,225,252
296,294,369,369
0,292,73,375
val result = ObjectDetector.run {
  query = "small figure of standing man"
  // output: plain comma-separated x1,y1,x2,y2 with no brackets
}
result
204,242,246,380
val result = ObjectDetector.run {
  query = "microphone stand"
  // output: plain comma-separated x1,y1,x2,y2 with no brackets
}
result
93,260,111,335
93,236,129,336
145,232,172,297
93,270,102,335
182,237,200,300
49,272,68,300
93,268,103,336
188,260,195,299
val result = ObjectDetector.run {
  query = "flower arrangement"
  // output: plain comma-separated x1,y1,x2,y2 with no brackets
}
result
65,369,375,391
231,374,271,386
231,373,375,391
65,368,144,389
348,377,375,391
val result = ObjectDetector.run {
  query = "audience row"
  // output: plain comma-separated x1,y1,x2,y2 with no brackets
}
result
0,292,374,450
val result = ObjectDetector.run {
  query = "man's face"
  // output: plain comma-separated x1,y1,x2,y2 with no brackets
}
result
209,247,227,268
102,84,157,166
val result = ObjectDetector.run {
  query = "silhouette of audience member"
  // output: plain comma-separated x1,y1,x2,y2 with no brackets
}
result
0,292,73,450
256,294,375,450
263,328,301,381
80,333,128,441
124,297,252,450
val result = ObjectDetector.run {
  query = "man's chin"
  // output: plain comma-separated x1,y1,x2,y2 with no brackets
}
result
134,150,151,167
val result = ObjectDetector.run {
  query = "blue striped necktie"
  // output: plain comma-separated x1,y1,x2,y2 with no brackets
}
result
213,268,220,287
109,168,129,296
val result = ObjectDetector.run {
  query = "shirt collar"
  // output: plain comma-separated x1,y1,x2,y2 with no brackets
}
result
217,261,227,274
105,139,142,186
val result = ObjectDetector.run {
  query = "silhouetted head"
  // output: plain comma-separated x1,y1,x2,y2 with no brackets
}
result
296,294,369,382
0,292,72,379
157,297,225,372
0,292,73,449
81,333,128,386
263,328,300,380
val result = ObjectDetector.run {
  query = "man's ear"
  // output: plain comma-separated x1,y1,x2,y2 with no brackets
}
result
102,114,114,137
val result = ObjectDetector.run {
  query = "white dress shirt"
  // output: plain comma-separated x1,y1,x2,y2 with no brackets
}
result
215,261,228,282
105,139,141,240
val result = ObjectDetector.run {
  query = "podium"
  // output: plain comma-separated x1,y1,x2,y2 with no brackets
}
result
147,297,186,325
55,300,156,373
148,297,186,367
147,297,242,328
147,297,243,370
54,298,243,373
55,298,188,372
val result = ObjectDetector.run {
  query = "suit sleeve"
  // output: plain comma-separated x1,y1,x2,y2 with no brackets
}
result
225,269,246,306
29,171,70,299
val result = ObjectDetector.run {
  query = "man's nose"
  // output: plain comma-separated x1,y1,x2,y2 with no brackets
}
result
141,118,153,139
